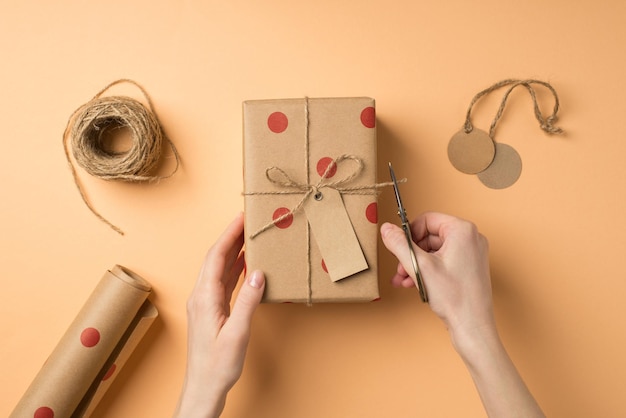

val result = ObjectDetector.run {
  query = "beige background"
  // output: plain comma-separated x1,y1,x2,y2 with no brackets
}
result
2,1,625,417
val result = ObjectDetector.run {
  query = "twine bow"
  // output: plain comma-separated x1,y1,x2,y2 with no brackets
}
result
246,154,397,239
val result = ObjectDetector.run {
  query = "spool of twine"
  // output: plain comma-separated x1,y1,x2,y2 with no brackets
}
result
62,79,180,235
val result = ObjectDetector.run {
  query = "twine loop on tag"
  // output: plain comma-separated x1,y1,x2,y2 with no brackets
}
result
464,78,563,137
62,79,180,235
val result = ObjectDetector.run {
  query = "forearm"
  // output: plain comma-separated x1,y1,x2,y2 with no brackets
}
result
453,326,545,418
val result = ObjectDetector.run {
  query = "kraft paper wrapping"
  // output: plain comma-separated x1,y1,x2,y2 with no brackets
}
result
243,97,380,303
11,265,158,418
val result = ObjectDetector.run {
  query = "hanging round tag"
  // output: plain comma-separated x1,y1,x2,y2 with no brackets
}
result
477,143,522,189
448,78,563,189
447,128,496,174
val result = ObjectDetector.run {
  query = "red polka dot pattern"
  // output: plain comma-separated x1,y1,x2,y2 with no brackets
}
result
267,112,288,133
34,406,54,418
102,363,117,381
316,157,337,178
321,259,328,273
365,202,378,224
80,327,100,348
360,106,376,128
272,207,293,229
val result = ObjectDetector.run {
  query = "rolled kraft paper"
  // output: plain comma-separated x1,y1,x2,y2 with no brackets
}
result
10,265,158,418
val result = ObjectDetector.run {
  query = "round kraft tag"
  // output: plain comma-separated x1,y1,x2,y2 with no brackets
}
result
477,143,522,189
447,128,496,174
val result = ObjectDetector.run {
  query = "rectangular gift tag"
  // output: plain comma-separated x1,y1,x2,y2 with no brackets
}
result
303,188,368,282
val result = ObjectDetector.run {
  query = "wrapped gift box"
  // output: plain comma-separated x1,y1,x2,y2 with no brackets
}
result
243,97,379,303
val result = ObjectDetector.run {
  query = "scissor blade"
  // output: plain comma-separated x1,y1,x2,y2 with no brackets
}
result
388,162,408,223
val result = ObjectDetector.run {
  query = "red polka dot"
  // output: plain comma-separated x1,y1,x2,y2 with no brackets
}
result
272,207,293,229
365,202,378,223
321,259,328,273
102,363,117,381
371,297,381,302
80,327,100,348
360,107,376,128
267,112,288,133
316,157,337,178
34,406,54,418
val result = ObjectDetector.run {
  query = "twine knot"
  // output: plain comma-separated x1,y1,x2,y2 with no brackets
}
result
540,115,563,134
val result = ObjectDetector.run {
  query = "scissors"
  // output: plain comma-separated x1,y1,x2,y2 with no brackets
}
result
388,162,428,303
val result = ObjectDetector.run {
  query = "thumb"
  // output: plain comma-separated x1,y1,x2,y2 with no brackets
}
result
380,222,421,280
230,270,265,330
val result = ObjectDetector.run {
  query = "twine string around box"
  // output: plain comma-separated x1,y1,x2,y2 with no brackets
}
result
243,97,399,304
62,79,180,235
463,78,563,137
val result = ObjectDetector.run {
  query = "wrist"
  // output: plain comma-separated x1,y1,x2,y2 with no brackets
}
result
449,320,503,368
174,379,228,418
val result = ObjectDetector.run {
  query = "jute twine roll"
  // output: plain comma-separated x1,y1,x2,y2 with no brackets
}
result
62,79,180,235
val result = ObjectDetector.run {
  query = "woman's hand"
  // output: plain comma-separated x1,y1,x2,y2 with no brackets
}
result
174,213,265,418
381,212,545,418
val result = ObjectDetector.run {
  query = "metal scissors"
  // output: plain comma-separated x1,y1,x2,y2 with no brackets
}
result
388,162,428,303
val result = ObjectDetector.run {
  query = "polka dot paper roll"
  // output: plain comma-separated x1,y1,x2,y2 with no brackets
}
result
10,266,158,418
243,97,379,303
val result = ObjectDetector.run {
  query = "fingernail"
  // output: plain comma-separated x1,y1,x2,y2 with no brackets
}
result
248,270,264,289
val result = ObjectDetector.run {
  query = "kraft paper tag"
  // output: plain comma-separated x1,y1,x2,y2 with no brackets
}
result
477,142,522,189
303,188,368,282
448,128,496,174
